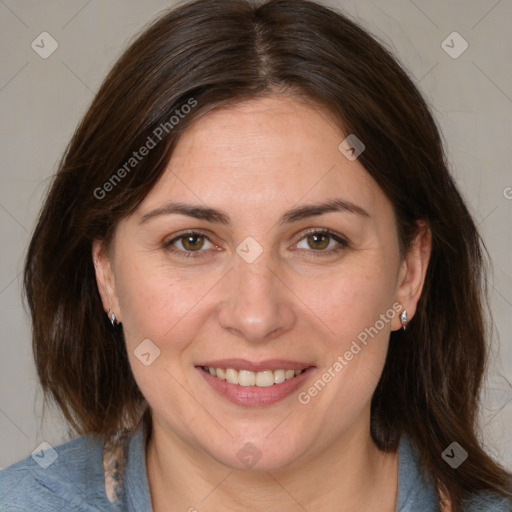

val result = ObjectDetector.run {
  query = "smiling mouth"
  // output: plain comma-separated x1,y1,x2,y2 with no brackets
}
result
200,366,306,387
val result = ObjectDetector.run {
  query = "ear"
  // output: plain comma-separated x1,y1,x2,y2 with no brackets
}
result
391,221,432,331
92,239,121,322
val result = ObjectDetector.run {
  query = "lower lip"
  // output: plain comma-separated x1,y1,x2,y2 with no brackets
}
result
196,367,315,407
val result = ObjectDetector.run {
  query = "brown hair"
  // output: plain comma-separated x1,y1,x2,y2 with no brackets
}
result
23,0,511,509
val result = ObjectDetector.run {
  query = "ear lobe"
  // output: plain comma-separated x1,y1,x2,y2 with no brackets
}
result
392,221,432,330
91,239,119,316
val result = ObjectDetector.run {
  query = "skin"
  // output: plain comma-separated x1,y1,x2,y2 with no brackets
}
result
93,94,431,511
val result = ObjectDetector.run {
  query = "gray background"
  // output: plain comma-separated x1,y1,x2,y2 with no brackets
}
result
1,0,511,470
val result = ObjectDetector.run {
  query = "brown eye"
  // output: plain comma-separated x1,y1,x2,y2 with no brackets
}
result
306,233,330,250
165,232,215,258
180,234,205,251
294,229,349,256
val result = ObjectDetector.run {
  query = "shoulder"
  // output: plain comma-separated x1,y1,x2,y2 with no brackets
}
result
461,491,512,512
397,436,512,512
397,436,440,511
0,433,113,512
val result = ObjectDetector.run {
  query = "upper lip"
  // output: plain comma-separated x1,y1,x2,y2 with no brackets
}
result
196,358,314,372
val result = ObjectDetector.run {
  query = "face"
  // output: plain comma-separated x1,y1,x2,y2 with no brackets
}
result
93,94,429,471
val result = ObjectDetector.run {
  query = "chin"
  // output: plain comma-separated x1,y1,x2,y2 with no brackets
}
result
201,430,309,473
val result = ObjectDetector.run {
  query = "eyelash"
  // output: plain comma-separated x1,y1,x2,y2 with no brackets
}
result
164,229,349,260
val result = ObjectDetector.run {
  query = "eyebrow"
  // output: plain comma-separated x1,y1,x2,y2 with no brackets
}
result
139,198,370,225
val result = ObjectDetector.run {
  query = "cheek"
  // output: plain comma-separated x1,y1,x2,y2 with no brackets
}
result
114,254,201,345
306,251,398,402
312,251,398,341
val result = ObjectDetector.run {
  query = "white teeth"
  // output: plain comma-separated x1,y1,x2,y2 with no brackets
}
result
255,370,274,387
203,366,305,386
238,370,256,387
225,368,239,384
273,369,286,384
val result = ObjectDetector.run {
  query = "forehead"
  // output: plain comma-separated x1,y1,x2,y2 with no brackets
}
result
138,94,384,219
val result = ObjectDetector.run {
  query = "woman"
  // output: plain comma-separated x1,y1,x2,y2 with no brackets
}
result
1,0,511,510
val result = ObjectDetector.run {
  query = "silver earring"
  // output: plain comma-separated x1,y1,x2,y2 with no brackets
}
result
107,308,119,326
400,310,408,330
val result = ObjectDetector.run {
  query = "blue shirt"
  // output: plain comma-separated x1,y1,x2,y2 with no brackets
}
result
1,424,510,511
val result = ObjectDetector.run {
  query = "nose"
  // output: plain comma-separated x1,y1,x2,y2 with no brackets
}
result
217,254,296,343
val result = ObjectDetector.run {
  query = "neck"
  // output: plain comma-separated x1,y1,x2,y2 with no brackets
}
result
146,415,398,512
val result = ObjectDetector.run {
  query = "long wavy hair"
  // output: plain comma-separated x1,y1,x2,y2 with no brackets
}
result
23,0,511,510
